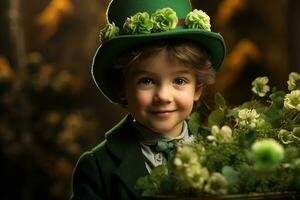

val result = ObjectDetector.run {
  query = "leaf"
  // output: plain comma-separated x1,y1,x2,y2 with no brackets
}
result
240,101,253,109
227,108,239,118
208,109,224,127
189,112,200,123
198,126,212,137
238,128,257,148
265,105,284,127
149,165,168,184
222,166,239,185
239,164,256,192
135,176,155,192
198,100,211,115
269,90,286,108
188,120,200,135
142,188,157,197
245,129,257,146
135,176,158,197
215,92,226,109
160,176,176,193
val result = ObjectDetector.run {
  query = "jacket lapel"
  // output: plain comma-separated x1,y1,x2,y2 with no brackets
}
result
115,145,148,199
106,115,148,199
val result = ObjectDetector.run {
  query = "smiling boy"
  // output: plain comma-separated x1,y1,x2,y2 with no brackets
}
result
110,39,215,175
71,0,225,199
124,46,203,138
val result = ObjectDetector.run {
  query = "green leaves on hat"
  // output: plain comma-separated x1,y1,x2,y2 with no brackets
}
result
152,8,178,32
99,22,120,43
185,9,211,31
123,12,153,34
100,8,212,42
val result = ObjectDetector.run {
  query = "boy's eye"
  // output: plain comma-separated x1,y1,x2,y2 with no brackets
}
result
174,78,187,86
138,77,154,85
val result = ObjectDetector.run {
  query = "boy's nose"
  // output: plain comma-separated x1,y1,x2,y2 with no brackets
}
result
153,84,173,104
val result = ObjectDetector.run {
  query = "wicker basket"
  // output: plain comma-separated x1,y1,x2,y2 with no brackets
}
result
146,192,300,200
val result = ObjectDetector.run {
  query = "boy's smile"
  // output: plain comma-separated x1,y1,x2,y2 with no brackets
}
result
124,50,202,138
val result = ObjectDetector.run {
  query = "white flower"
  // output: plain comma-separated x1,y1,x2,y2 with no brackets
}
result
185,164,209,188
174,146,209,190
174,146,198,167
251,76,270,97
278,129,294,144
209,125,233,143
287,72,300,91
204,173,228,195
278,128,300,144
174,157,182,166
236,108,260,128
284,90,300,111
207,135,215,142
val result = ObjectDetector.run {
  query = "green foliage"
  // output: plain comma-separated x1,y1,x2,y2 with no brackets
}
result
197,100,211,116
215,92,226,109
135,176,157,196
135,165,168,196
222,166,238,183
135,74,300,197
188,112,201,135
208,110,224,127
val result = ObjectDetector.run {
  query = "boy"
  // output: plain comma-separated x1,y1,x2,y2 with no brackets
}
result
71,0,225,199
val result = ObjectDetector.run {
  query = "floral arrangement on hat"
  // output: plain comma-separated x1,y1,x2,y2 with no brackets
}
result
135,72,300,197
99,7,211,43
185,9,211,30
152,8,178,32
123,12,153,34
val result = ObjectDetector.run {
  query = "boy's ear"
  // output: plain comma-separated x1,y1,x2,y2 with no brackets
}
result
194,86,203,101
119,92,128,103
118,84,127,101
120,93,127,100
119,94,128,108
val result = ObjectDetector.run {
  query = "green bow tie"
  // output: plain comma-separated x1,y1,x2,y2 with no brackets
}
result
155,140,176,161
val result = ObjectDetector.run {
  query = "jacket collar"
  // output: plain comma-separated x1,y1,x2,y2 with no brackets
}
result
105,114,148,199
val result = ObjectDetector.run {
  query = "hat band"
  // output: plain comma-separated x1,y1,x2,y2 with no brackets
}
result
177,19,186,27
100,8,212,43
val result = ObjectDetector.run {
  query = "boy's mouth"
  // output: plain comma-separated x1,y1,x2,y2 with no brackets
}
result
149,110,176,117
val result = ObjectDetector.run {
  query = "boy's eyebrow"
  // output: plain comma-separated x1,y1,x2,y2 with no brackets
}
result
131,69,157,76
131,69,193,76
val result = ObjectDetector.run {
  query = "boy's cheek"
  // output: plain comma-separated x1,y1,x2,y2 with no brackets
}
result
128,91,151,107
176,93,196,107
135,93,152,106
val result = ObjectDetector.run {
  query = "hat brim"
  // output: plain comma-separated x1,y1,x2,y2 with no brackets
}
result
92,29,226,103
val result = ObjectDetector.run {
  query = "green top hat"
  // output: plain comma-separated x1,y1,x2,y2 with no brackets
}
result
92,0,226,104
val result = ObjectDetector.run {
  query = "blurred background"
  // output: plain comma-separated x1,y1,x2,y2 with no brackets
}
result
0,0,299,199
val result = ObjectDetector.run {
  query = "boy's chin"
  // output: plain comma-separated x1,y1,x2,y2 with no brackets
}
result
147,123,183,137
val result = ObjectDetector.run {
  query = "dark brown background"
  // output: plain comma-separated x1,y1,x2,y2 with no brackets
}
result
0,0,299,199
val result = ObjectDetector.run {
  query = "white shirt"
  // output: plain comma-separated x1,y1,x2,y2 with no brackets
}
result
133,120,192,173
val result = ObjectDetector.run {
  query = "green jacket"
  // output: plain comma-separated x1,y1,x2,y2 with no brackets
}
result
71,115,148,200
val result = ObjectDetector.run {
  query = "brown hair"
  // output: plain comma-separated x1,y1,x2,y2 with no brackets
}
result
113,39,215,105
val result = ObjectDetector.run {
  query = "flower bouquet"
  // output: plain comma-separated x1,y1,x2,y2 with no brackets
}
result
135,73,300,199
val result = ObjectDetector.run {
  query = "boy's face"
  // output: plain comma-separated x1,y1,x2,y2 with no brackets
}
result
124,50,202,138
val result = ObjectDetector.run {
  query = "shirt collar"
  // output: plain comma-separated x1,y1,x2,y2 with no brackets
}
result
133,120,189,145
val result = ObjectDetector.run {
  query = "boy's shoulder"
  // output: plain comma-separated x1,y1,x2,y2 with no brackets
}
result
75,114,136,168
90,114,138,157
